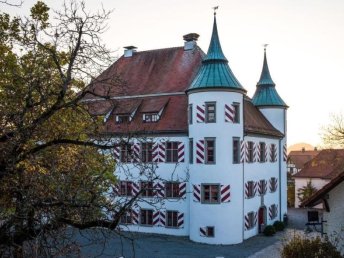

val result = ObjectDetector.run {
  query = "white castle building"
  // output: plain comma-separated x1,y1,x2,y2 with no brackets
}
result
88,13,288,244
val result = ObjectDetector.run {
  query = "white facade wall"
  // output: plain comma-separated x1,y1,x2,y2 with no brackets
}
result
323,181,344,254
294,178,330,208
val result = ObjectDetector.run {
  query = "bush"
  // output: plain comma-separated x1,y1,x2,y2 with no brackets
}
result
273,221,285,231
282,235,343,258
263,225,276,236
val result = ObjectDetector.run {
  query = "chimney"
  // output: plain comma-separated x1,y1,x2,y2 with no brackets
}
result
124,46,137,57
314,147,318,151
183,33,199,51
302,147,305,152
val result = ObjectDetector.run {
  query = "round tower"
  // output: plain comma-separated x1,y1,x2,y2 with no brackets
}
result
252,47,288,219
186,12,247,244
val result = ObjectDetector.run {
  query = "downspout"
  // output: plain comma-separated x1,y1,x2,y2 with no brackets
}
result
242,94,245,241
278,138,282,221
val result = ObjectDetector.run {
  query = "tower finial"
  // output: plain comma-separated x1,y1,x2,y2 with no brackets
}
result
213,6,219,16
263,43,269,52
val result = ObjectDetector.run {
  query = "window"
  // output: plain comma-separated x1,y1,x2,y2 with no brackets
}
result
120,210,132,224
165,182,180,198
270,204,277,219
247,212,255,229
140,209,153,226
205,138,215,164
258,180,267,196
201,226,215,237
205,102,216,123
188,104,193,124
120,181,132,196
143,113,159,123
233,137,240,164
233,103,240,123
166,142,178,163
189,138,193,164
270,144,277,162
120,143,132,163
140,181,153,197
141,142,153,162
166,211,178,228
247,141,254,163
270,177,278,193
246,181,255,198
259,142,266,163
116,114,130,124
202,184,220,204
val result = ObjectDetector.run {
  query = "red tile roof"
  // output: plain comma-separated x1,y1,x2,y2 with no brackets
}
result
293,149,344,179
288,150,320,170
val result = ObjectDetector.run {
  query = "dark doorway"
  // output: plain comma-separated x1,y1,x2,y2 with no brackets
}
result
258,206,267,233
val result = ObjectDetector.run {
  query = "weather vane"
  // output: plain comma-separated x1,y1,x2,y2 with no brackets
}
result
213,6,219,15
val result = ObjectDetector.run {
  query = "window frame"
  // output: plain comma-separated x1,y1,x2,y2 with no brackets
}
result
270,144,276,162
233,137,240,164
140,209,153,226
259,142,266,163
165,182,180,198
259,179,267,196
205,102,216,123
120,210,133,224
119,181,133,196
189,138,193,164
201,184,220,204
246,181,255,198
233,102,240,123
165,141,179,163
247,141,254,163
206,226,215,237
143,113,159,123
120,142,132,163
140,181,154,197
166,210,178,228
141,142,153,162
270,177,278,193
188,104,193,125
205,138,216,164
271,204,277,219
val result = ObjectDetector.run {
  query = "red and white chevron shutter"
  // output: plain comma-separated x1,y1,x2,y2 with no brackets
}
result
283,143,287,161
258,180,267,195
221,185,230,202
269,178,278,192
131,143,140,162
244,214,250,230
158,142,166,162
200,227,207,237
225,104,235,122
193,184,201,202
196,140,205,164
254,182,258,196
152,142,159,162
177,212,184,228
131,182,140,196
154,182,165,198
160,211,166,226
131,208,139,224
269,204,278,220
241,140,246,163
245,182,250,198
114,145,120,162
265,144,268,162
254,142,259,162
196,104,205,123
177,142,185,162
254,212,258,226
113,183,119,196
179,182,186,198
153,210,160,226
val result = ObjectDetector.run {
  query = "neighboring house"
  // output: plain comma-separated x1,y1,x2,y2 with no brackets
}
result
85,14,288,245
302,171,344,254
287,148,319,175
293,149,344,208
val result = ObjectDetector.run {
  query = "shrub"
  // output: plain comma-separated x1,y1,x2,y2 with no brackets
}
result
263,225,276,236
273,221,285,231
282,235,343,258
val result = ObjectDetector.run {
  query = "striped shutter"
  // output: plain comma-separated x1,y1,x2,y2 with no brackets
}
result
254,142,259,162
269,177,278,192
244,182,250,198
131,143,140,162
159,142,166,162
177,142,185,162
196,140,205,164
154,182,165,198
179,182,186,198
269,204,278,220
221,185,230,203
114,145,120,162
131,182,140,196
264,144,268,162
113,183,119,196
193,184,201,202
240,140,246,163
160,211,166,226
244,212,258,230
178,212,184,228
200,227,207,237
152,142,159,162
153,211,160,226
283,143,287,161
196,104,205,123
254,181,258,196
131,208,139,224
225,104,235,122
258,180,267,195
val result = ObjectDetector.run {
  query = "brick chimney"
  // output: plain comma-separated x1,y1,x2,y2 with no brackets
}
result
124,46,137,57
183,33,199,51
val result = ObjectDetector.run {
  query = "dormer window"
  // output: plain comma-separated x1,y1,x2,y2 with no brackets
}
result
143,113,159,123
116,114,131,124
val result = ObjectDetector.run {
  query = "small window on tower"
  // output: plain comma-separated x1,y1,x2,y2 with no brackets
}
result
205,102,216,123
232,103,240,123
205,138,216,164
233,137,240,164
188,104,193,125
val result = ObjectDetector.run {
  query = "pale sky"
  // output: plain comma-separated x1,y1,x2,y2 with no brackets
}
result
3,0,344,148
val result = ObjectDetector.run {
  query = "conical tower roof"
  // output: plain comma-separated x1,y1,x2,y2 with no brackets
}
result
252,48,287,107
187,14,246,93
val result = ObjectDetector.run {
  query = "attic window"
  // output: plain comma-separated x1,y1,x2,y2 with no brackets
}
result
116,114,131,124
143,113,159,123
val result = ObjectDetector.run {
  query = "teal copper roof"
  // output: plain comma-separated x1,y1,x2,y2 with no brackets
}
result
252,49,287,107
187,15,246,93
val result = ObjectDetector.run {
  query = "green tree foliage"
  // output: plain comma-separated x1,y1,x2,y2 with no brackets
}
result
297,180,317,204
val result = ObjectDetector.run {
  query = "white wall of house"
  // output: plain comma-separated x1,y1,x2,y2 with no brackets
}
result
323,181,344,255
294,178,330,208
